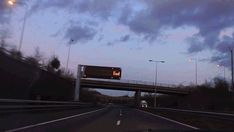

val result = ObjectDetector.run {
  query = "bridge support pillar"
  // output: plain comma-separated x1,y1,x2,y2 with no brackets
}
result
134,90,141,107
75,65,82,101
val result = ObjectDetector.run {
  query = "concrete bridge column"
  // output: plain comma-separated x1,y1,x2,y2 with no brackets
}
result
75,65,82,101
134,90,141,107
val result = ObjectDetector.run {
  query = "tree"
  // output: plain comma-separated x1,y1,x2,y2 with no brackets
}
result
213,77,229,92
25,57,39,66
50,57,60,69
58,68,75,79
25,47,44,67
33,47,43,63
0,38,7,49
0,38,7,55
47,56,60,73
0,28,10,50
10,48,22,59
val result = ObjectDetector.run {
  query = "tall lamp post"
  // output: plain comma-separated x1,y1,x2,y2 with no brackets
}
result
189,58,198,86
66,39,74,71
149,60,165,108
217,64,225,80
8,0,28,51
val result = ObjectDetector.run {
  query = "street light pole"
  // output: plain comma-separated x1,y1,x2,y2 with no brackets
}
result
66,39,74,71
66,44,71,71
231,49,234,101
154,62,158,108
8,0,28,51
149,60,165,108
224,66,226,81
189,58,198,86
195,59,197,86
18,6,28,51
217,65,226,80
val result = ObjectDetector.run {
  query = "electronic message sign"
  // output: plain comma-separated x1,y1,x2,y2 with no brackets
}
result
82,65,121,80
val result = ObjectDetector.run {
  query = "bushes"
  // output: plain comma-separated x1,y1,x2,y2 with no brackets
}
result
143,78,234,111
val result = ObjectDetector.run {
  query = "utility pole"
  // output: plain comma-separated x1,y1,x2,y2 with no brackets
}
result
231,49,234,102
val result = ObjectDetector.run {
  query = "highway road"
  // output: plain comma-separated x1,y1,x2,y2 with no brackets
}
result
7,105,198,132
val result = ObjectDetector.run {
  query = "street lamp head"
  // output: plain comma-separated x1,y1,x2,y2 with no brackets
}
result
149,60,153,62
161,61,165,63
8,0,14,5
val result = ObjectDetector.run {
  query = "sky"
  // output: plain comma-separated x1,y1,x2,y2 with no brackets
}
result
1,0,234,96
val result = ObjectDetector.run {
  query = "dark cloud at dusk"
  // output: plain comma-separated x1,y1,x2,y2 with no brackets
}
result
65,23,96,45
119,0,234,67
1,0,234,68
119,35,130,42
30,0,122,19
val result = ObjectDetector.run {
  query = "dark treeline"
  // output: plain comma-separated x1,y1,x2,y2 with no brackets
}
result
80,89,134,105
142,78,234,112
0,46,76,100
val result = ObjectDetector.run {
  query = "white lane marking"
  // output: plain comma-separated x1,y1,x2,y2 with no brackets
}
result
116,120,121,126
6,108,106,132
136,109,199,130
157,107,234,117
119,109,122,116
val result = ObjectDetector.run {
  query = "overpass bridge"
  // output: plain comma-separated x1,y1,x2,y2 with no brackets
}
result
76,78,189,105
75,65,189,105
80,78,189,95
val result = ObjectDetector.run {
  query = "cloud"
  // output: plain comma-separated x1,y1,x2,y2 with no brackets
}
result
64,23,96,44
120,0,234,41
186,35,204,53
98,34,104,42
119,35,130,42
106,41,114,46
216,35,234,53
31,0,123,20
104,34,131,46
10,0,234,67
210,54,230,67
118,0,234,67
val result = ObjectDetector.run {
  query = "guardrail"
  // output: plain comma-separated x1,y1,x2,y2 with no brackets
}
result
0,99,88,105
0,99,93,111
147,107,234,121
156,107,234,117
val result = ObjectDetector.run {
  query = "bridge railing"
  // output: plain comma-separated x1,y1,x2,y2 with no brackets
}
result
81,78,178,88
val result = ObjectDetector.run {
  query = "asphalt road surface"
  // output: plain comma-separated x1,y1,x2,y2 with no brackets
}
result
6,105,198,132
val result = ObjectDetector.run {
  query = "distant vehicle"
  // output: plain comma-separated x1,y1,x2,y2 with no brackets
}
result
140,100,148,108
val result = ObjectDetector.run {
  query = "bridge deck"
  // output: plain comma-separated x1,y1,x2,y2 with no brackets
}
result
80,79,189,95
